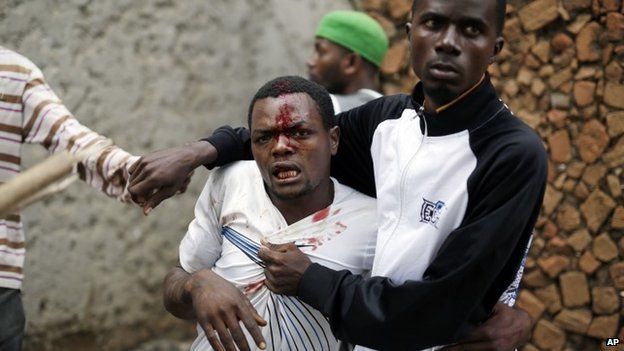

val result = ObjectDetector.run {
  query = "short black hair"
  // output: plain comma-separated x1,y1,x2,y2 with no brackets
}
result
247,76,335,130
411,0,507,35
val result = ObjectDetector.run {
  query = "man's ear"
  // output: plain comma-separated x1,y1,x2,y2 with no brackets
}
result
329,126,340,155
342,52,359,76
490,37,504,64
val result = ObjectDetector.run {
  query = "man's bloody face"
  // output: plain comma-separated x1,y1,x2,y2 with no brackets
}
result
250,93,338,200
408,0,502,105
307,38,350,94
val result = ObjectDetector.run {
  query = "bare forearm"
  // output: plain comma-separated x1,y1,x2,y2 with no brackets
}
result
163,266,195,320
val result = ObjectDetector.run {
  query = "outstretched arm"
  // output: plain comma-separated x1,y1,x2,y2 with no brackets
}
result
127,96,398,208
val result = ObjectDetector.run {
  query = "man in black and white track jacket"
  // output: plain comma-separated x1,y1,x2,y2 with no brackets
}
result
128,0,547,350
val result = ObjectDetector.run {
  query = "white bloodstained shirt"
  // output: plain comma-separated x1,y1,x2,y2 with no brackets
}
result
179,161,378,351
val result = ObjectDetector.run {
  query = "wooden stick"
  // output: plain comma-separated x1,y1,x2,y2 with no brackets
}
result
0,139,115,217
0,152,74,217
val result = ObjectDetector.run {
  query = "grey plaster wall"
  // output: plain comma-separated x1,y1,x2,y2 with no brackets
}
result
0,0,352,349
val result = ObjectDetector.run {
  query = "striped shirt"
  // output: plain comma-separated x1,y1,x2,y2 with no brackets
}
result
0,46,137,290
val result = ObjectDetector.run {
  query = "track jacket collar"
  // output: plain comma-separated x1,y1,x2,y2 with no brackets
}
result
411,74,503,136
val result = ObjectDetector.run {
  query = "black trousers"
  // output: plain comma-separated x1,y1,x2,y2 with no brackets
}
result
0,287,24,351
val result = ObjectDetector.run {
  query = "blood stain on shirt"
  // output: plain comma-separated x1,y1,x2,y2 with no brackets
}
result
312,207,330,222
244,279,266,295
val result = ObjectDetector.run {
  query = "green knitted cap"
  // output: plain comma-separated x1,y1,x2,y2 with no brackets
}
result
315,10,389,67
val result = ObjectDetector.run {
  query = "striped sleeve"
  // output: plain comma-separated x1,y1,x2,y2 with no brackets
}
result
20,62,137,202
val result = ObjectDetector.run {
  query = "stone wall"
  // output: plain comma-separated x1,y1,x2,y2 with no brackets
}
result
358,0,624,350
0,0,352,349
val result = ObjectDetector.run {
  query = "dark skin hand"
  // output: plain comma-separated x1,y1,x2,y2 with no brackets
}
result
257,240,312,296
176,268,267,351
440,302,533,351
128,141,215,214
259,243,533,349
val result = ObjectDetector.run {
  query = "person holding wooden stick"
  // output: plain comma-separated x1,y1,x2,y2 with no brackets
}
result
0,46,144,351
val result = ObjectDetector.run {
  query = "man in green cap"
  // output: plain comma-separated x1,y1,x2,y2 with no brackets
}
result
308,10,389,113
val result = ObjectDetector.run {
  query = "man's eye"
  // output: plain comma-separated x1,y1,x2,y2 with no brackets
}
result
290,130,309,138
255,135,271,143
424,19,439,29
465,25,481,36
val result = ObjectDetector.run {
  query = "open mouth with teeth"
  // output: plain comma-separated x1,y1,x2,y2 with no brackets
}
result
272,164,301,181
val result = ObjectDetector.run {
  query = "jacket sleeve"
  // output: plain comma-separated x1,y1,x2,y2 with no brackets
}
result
202,97,399,197
296,138,548,350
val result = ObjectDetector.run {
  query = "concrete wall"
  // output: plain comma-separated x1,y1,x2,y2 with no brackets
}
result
0,0,352,349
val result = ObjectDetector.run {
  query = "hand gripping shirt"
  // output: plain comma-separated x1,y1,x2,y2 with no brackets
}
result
203,76,547,350
179,161,377,351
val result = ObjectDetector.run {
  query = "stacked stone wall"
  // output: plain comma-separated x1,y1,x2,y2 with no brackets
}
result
360,0,624,350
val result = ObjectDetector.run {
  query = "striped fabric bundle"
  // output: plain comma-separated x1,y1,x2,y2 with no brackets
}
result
0,46,137,290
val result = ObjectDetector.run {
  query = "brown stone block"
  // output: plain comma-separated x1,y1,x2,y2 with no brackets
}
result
549,129,572,163
581,190,617,232
516,109,541,129
517,290,546,322
567,229,593,252
518,0,559,31
360,0,385,11
580,250,602,275
603,0,623,12
566,161,586,178
603,135,624,168
607,175,622,197
532,40,551,63
549,68,574,89
562,178,576,192
381,41,409,75
367,13,397,39
576,66,598,80
551,93,571,109
536,284,563,314
504,17,524,43
557,204,582,231
605,82,624,109
574,81,597,107
504,80,520,97
592,287,620,314
539,255,571,278
605,61,623,82
609,261,624,289
543,186,564,215
547,236,572,255
581,163,608,186
607,111,624,138
552,33,574,52
524,269,551,288
587,314,620,339
574,181,590,200
522,344,540,351
562,0,593,11
531,79,547,96
612,206,624,228
518,67,536,86
554,308,593,334
577,22,602,62
560,271,590,307
607,12,624,41
576,120,609,164
387,0,411,20
542,220,559,238
533,319,566,351
593,232,620,262
568,14,593,34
